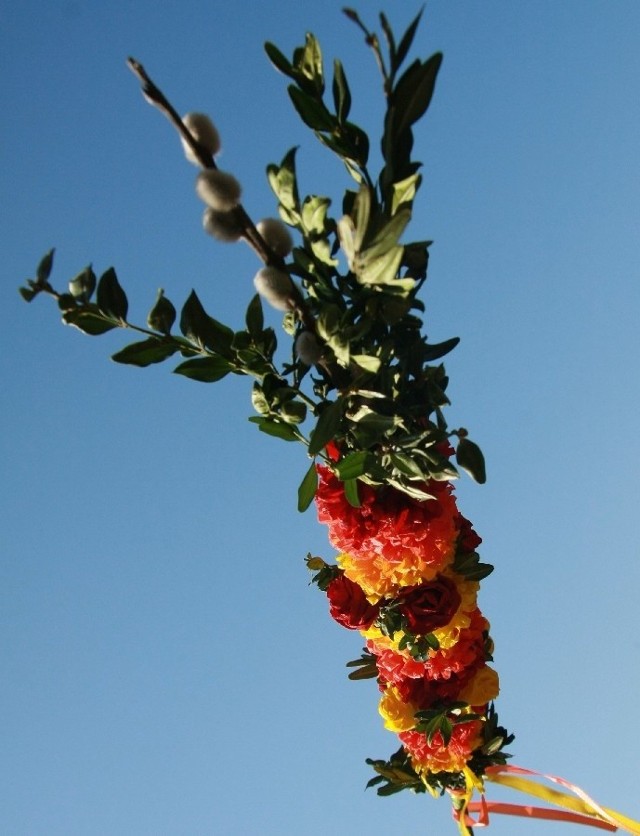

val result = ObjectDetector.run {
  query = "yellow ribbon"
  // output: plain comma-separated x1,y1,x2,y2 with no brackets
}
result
452,765,640,834
485,766,640,835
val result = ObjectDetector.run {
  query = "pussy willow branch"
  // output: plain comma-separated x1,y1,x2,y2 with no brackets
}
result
127,58,320,333
126,58,272,263
127,56,345,385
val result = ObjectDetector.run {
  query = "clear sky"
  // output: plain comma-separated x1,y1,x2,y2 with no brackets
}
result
2,1,640,834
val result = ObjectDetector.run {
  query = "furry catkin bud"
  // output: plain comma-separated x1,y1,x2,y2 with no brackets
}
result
202,208,243,242
256,217,293,258
181,113,221,164
295,330,323,366
253,267,295,312
195,169,242,212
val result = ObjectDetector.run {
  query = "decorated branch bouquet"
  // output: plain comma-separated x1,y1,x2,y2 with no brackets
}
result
18,9,640,834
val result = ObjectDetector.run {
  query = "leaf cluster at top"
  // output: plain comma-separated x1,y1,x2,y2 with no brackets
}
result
19,8,486,508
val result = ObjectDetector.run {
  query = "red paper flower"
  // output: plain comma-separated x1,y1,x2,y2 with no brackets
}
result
400,720,483,775
326,573,380,630
315,466,459,569
395,672,467,709
455,512,482,553
397,576,461,635
425,608,489,680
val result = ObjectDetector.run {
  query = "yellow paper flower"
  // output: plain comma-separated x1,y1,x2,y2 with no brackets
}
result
458,665,499,705
378,685,417,733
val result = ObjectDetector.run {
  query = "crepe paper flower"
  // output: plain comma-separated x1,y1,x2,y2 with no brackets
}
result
400,721,484,776
427,609,490,680
365,606,490,685
431,578,481,650
316,466,459,568
326,573,380,630
195,169,242,211
256,217,294,258
458,665,500,705
339,548,459,601
455,513,483,554
367,642,432,682
202,208,244,242
379,685,418,733
396,576,462,635
393,667,477,708
180,112,221,164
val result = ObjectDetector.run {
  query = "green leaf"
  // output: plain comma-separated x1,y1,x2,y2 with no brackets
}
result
19,286,37,302
456,437,487,484
352,184,372,251
288,85,335,132
394,7,424,73
267,147,300,214
173,355,233,383
36,248,55,285
361,208,411,262
390,451,424,479
248,416,299,442
379,13,396,69
332,58,351,123
58,294,79,311
422,336,460,362
299,32,324,94
343,478,361,508
391,173,422,214
453,551,494,582
351,354,381,373
424,714,445,745
96,267,128,320
62,307,118,335
308,399,343,455
305,555,328,571
297,461,318,512
280,399,307,424
68,265,96,301
301,195,332,236
386,478,435,501
245,294,264,337
147,289,176,335
335,450,370,481
483,736,506,757
403,240,430,280
349,406,399,435
316,304,342,340
342,122,370,166
179,290,234,356
357,245,405,288
347,663,378,681
111,337,178,367
440,717,453,747
264,41,295,79
337,215,356,267
392,53,443,137
251,383,270,415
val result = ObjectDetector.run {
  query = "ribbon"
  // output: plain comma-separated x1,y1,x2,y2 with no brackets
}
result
451,765,640,834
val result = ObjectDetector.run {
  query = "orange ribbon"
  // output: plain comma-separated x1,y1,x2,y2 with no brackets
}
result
452,765,640,834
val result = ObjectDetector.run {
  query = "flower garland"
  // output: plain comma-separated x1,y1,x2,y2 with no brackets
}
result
310,461,640,834
308,454,511,814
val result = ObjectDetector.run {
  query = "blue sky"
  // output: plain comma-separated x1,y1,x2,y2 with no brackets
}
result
2,1,640,834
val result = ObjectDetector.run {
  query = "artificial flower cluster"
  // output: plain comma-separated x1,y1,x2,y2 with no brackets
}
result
311,454,512,796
